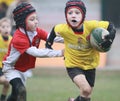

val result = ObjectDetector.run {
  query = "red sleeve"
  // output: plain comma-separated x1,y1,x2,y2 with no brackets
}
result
12,31,30,54
37,28,48,41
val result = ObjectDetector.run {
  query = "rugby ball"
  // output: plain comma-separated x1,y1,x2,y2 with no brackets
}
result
90,27,110,52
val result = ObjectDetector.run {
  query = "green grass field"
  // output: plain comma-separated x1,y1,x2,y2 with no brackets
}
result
1,68,120,101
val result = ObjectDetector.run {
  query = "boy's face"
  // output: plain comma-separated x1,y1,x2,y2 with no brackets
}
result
26,12,39,32
0,21,11,37
66,7,83,28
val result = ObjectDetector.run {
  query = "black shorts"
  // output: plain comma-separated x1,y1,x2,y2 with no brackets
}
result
0,68,4,76
66,67,96,87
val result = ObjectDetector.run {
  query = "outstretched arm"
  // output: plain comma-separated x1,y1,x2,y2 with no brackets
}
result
26,46,63,57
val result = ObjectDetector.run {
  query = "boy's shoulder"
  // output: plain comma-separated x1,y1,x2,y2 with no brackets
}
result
84,20,109,30
84,20,109,25
55,23,67,27
12,30,29,45
55,23,69,30
84,20,98,24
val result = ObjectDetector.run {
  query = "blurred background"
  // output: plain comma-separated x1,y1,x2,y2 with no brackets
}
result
0,0,120,69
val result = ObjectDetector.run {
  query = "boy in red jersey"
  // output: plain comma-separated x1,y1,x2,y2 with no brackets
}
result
2,2,63,101
45,0,116,101
0,17,12,101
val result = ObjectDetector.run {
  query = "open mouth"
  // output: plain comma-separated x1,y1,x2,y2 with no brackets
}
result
72,20,77,22
5,32,8,34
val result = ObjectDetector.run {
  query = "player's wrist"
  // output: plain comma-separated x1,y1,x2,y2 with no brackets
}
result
45,41,52,49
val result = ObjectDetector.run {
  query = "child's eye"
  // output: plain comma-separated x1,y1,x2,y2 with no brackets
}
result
35,17,38,21
68,11,72,15
75,11,80,14
7,26,10,28
29,17,38,21
2,26,5,28
29,18,34,21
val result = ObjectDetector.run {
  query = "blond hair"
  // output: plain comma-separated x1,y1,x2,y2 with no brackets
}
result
0,17,11,26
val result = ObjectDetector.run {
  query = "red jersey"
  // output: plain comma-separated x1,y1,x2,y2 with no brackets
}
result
3,28,47,72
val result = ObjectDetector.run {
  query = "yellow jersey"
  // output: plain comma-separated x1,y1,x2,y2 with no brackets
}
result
0,35,12,67
54,20,109,70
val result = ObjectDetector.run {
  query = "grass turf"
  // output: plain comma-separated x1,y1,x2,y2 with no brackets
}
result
26,68,120,101
1,68,120,101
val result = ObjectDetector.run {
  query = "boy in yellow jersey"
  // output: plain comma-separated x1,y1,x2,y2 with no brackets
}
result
45,0,116,101
0,17,12,101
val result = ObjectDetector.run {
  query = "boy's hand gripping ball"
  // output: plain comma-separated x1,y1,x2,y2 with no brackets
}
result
90,27,111,52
